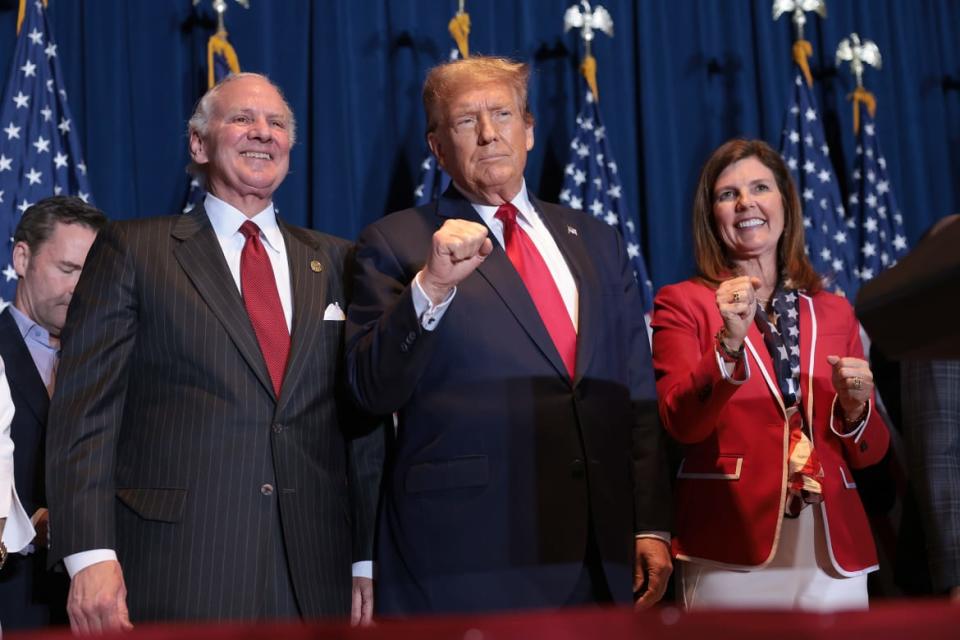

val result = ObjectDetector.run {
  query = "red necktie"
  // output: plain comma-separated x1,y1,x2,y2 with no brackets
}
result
495,203,577,377
239,220,290,397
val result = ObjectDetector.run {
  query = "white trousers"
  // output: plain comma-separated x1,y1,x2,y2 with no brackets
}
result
680,506,869,611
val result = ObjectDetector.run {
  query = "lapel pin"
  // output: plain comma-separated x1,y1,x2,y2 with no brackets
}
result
567,226,578,236
310,260,323,273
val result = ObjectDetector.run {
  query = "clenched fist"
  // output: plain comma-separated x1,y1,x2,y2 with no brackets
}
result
419,219,493,304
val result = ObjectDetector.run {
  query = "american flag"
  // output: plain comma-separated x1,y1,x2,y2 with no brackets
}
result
559,90,654,312
847,109,908,282
1,0,93,308
779,72,857,297
412,48,459,206
183,27,240,213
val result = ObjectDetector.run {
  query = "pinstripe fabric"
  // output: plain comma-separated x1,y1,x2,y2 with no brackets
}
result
45,206,383,622
902,359,960,593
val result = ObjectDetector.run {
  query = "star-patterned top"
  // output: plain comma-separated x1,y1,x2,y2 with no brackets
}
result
754,288,802,408
559,90,654,312
779,72,857,298
0,0,93,309
847,109,908,282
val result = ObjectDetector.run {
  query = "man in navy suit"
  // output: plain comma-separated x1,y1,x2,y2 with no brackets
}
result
0,196,106,629
346,56,672,614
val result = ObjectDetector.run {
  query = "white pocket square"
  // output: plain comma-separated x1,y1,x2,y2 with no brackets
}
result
323,302,346,321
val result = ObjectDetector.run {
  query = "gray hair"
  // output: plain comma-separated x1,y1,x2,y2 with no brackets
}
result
186,72,297,181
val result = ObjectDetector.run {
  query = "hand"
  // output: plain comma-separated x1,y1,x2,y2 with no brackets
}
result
715,276,762,349
633,537,672,611
31,508,49,548
826,355,873,420
351,576,374,627
419,219,493,304
67,560,133,635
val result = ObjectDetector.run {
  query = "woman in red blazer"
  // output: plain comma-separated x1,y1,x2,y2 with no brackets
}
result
651,139,889,610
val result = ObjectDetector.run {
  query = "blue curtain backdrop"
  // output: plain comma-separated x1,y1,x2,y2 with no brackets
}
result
1,0,957,290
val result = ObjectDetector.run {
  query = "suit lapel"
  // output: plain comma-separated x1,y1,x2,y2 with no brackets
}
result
533,197,598,386
744,320,788,418
437,188,570,381
171,206,276,400
276,223,329,411
0,309,49,422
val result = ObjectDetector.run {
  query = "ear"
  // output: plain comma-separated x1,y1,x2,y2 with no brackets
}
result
189,130,208,164
11,241,30,278
525,119,534,152
427,132,445,170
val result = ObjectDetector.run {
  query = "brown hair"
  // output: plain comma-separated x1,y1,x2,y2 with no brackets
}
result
422,56,533,134
14,196,107,252
691,138,821,293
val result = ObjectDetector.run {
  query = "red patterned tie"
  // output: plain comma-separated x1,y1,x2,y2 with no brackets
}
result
239,220,290,397
495,203,577,377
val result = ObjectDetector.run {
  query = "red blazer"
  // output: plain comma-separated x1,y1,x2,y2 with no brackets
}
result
651,279,889,575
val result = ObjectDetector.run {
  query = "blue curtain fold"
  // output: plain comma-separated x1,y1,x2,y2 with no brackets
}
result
1,0,957,289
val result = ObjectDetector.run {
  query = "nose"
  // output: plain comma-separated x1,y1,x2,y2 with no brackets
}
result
247,115,272,141
735,190,754,211
477,112,498,144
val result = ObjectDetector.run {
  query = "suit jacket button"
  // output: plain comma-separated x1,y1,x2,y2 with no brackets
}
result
260,484,274,496
406,331,417,342
272,423,283,433
570,459,585,478
400,343,409,353
859,441,869,453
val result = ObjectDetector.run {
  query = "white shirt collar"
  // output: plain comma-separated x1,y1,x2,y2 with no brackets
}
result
467,180,537,230
203,193,283,253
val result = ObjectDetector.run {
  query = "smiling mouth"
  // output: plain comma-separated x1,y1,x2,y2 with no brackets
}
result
240,151,271,160
735,218,766,229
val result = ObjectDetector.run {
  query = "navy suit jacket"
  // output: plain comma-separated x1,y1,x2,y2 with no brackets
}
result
346,186,671,614
0,308,68,628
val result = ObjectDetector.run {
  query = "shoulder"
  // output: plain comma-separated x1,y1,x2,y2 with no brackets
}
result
285,224,352,255
655,279,713,304
359,204,437,248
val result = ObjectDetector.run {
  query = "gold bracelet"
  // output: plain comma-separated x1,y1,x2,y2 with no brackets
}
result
715,328,744,362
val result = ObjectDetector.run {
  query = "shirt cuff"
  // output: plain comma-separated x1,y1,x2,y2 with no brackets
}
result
412,271,456,331
0,486,35,554
829,396,871,443
64,549,118,578
352,560,373,579
635,531,671,545
715,348,750,384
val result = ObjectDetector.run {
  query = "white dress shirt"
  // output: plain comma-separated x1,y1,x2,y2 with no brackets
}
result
1,356,35,554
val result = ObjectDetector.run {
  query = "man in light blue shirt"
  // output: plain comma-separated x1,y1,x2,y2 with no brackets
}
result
0,196,106,629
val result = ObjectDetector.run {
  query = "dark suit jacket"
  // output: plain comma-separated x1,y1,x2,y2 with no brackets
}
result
0,308,68,628
346,186,671,614
46,206,383,621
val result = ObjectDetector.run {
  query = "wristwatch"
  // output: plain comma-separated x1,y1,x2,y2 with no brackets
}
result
0,541,8,570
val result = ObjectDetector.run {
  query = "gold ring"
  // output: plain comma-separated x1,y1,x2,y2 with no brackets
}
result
852,377,862,390
732,290,741,303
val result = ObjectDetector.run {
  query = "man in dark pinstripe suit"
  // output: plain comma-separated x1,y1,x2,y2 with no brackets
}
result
46,73,383,631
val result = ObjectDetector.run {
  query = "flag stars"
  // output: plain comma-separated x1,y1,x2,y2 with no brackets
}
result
25,167,43,184
569,196,583,210
604,212,618,226
53,185,63,195
893,235,907,251
865,194,878,208
862,242,877,257
804,108,817,122
572,169,586,185
576,143,589,158
876,180,889,195
594,126,605,141
2,265,15,282
77,161,87,175
589,199,604,216
789,130,800,144
20,60,37,78
564,163,574,176
607,161,617,174
53,151,69,168
13,91,30,109
78,192,90,203
45,42,58,59
864,217,878,233
864,123,875,136
627,243,640,258
18,200,32,213
4,123,21,140
804,134,814,147
40,106,52,121
58,118,71,135
606,185,621,199
592,177,602,189
817,169,830,183
0,154,11,171
45,79,54,93
786,156,797,170
33,136,50,153
802,188,814,201
833,230,847,244
27,28,43,45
